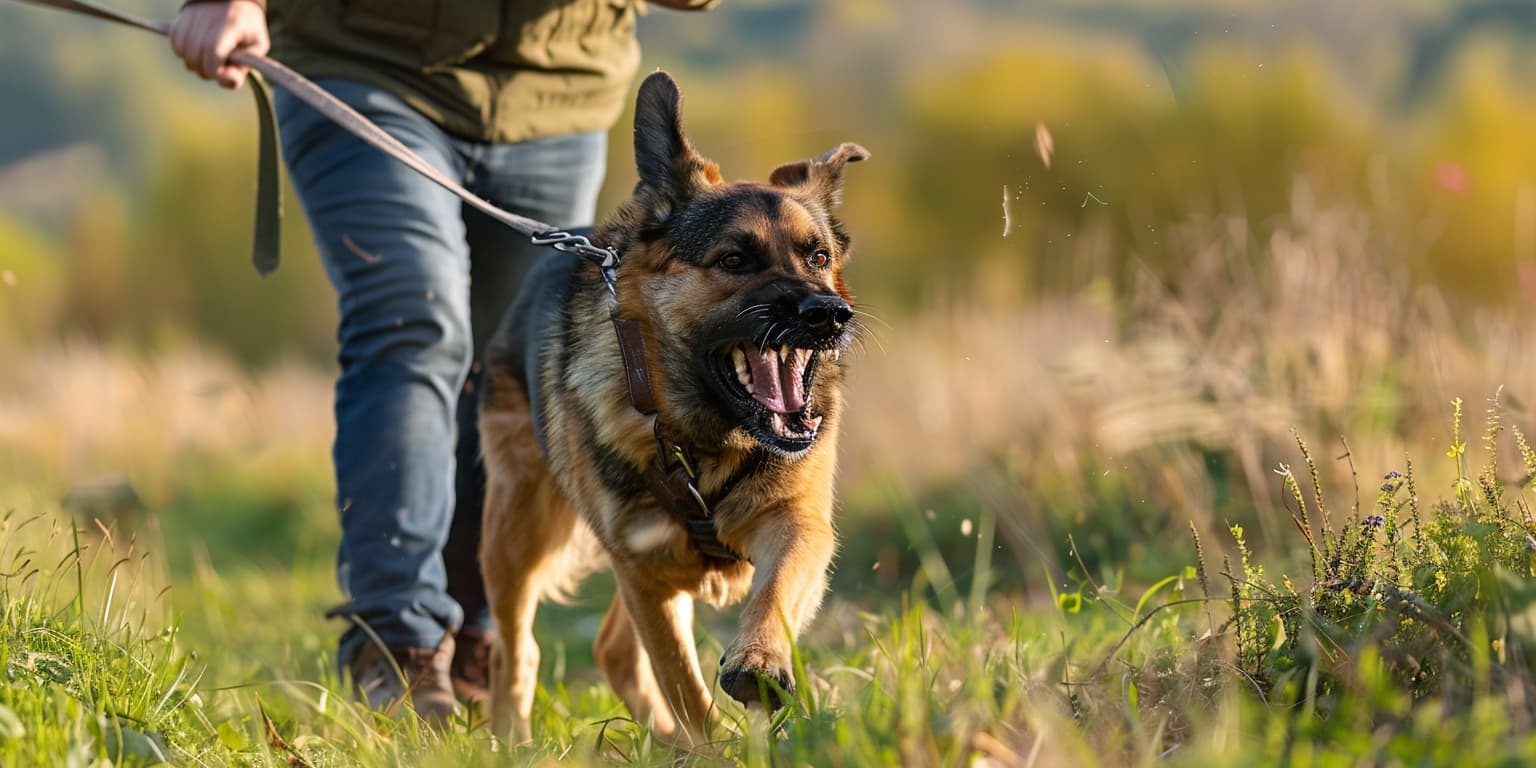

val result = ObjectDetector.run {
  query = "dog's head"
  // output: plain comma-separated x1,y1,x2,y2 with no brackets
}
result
607,72,868,456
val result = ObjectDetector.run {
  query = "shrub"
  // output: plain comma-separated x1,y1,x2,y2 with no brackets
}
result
1227,394,1536,723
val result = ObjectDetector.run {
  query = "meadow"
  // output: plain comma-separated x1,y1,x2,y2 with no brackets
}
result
7,1,1536,765
9,233,1536,764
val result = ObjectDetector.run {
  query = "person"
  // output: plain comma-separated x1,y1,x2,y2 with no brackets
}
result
168,0,718,720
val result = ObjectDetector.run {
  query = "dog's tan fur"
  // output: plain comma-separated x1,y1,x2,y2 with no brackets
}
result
478,72,866,744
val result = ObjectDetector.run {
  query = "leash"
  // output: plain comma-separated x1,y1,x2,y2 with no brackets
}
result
9,0,619,283
17,0,743,564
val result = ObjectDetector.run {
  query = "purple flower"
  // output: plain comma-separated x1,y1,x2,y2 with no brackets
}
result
1362,514,1385,529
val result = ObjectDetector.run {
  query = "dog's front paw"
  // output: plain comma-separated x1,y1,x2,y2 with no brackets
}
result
718,645,794,710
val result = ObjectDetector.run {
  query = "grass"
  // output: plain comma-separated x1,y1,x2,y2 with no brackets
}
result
0,495,1035,766
6,179,1536,764
10,397,1536,766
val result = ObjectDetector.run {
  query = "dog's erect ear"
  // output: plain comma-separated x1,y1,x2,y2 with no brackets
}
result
634,71,720,215
769,142,870,208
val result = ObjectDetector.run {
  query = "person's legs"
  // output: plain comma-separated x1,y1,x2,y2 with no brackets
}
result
275,79,474,668
443,130,609,636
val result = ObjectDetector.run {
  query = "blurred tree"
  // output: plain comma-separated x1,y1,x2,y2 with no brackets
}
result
3,0,1535,364
0,213,65,349
124,107,333,366
59,185,131,341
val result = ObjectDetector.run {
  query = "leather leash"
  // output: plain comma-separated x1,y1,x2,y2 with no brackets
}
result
9,0,619,281
16,0,744,564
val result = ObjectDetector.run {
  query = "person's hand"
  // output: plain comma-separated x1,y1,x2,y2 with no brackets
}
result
168,0,269,90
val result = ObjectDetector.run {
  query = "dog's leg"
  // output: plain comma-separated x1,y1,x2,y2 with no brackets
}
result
478,375,578,744
481,473,575,744
593,593,677,735
719,515,836,708
610,565,713,744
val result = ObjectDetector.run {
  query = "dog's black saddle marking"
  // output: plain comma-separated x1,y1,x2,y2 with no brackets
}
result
494,247,584,456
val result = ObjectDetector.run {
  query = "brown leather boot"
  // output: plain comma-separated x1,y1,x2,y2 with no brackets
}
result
449,627,493,707
349,635,461,723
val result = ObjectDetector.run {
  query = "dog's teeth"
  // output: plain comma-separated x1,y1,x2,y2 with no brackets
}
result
832,349,841,361
781,345,791,362
770,412,786,435
732,346,753,393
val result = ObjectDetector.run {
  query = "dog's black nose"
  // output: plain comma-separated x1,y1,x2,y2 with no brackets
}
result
797,294,852,338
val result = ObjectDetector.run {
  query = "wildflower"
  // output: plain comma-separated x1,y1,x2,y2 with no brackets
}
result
1361,514,1385,529
1384,471,1403,480
1380,483,1395,492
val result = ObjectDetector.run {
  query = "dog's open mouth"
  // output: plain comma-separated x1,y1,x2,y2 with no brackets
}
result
714,343,831,448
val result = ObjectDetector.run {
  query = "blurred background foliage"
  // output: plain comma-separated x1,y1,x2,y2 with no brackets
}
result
5,0,1536,359
4,0,1536,585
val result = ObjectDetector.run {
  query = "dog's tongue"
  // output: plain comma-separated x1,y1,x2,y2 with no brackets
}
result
747,345,808,414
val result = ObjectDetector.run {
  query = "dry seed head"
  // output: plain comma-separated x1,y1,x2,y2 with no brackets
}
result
1189,521,1211,600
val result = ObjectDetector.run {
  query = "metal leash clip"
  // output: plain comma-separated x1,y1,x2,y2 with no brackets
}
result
531,230,621,295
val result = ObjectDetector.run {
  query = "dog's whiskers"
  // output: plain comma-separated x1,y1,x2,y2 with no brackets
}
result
756,322,781,351
849,321,883,357
736,303,772,320
851,307,893,332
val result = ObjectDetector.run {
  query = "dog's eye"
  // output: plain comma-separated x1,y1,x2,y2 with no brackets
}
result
807,249,832,269
718,252,749,272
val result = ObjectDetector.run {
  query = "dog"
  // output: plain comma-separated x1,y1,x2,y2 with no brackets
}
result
476,70,867,744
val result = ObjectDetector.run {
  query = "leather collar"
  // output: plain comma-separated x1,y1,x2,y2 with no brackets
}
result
611,314,748,564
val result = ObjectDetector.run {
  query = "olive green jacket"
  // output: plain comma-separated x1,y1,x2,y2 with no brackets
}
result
219,0,716,143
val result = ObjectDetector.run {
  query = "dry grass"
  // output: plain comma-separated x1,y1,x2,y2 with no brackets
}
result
837,176,1536,567
6,180,1536,767
4,177,1536,561
0,341,331,502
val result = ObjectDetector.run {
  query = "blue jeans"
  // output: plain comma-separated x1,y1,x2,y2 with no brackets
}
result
274,79,607,664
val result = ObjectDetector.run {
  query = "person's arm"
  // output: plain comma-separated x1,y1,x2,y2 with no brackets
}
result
168,0,269,90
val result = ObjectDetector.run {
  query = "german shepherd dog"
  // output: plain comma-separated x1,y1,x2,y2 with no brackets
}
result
477,71,867,744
